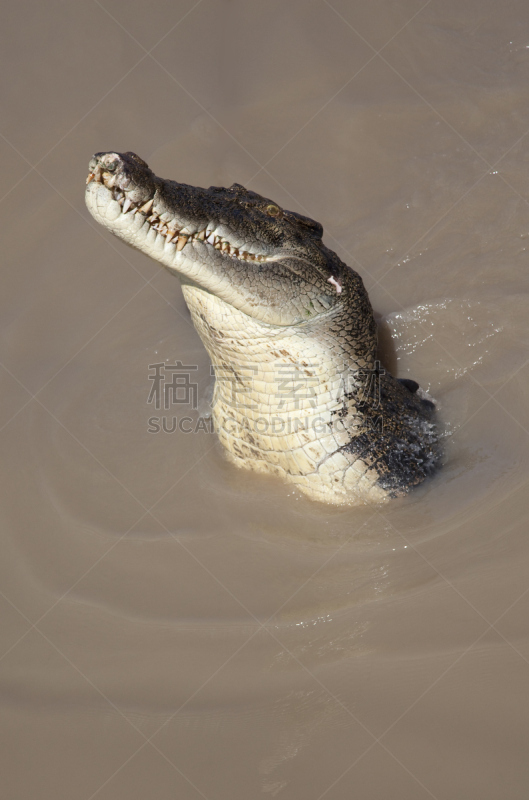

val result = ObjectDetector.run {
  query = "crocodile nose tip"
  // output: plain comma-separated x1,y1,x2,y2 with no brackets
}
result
89,152,106,169
86,152,121,184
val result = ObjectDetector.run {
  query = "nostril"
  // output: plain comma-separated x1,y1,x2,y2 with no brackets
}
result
86,153,123,186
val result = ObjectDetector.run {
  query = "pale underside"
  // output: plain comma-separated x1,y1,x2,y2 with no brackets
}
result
183,284,390,505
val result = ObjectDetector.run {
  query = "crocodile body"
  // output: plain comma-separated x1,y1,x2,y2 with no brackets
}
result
85,151,439,505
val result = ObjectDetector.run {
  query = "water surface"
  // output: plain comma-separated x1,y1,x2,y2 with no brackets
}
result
2,1,529,798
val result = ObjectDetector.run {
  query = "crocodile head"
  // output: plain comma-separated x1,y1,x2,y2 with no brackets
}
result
85,150,361,329
85,151,438,506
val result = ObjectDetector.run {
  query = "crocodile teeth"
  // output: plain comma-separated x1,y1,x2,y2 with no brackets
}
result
140,199,154,214
105,183,270,262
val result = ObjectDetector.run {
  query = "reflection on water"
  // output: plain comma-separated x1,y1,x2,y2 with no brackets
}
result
2,1,529,797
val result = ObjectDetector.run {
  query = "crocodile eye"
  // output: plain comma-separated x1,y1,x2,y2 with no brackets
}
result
105,160,119,172
266,204,281,217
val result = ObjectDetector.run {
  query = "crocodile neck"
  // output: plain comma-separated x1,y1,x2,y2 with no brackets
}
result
182,281,388,504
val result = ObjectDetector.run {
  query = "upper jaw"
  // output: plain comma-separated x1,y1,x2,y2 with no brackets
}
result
85,151,344,327
86,151,156,206
85,153,275,263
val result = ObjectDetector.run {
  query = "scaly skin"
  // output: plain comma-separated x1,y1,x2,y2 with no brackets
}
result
85,151,440,505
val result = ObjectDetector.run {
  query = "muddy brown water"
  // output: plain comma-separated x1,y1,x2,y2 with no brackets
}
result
2,1,529,798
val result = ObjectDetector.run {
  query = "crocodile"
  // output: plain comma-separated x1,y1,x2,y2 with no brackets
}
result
85,151,440,505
